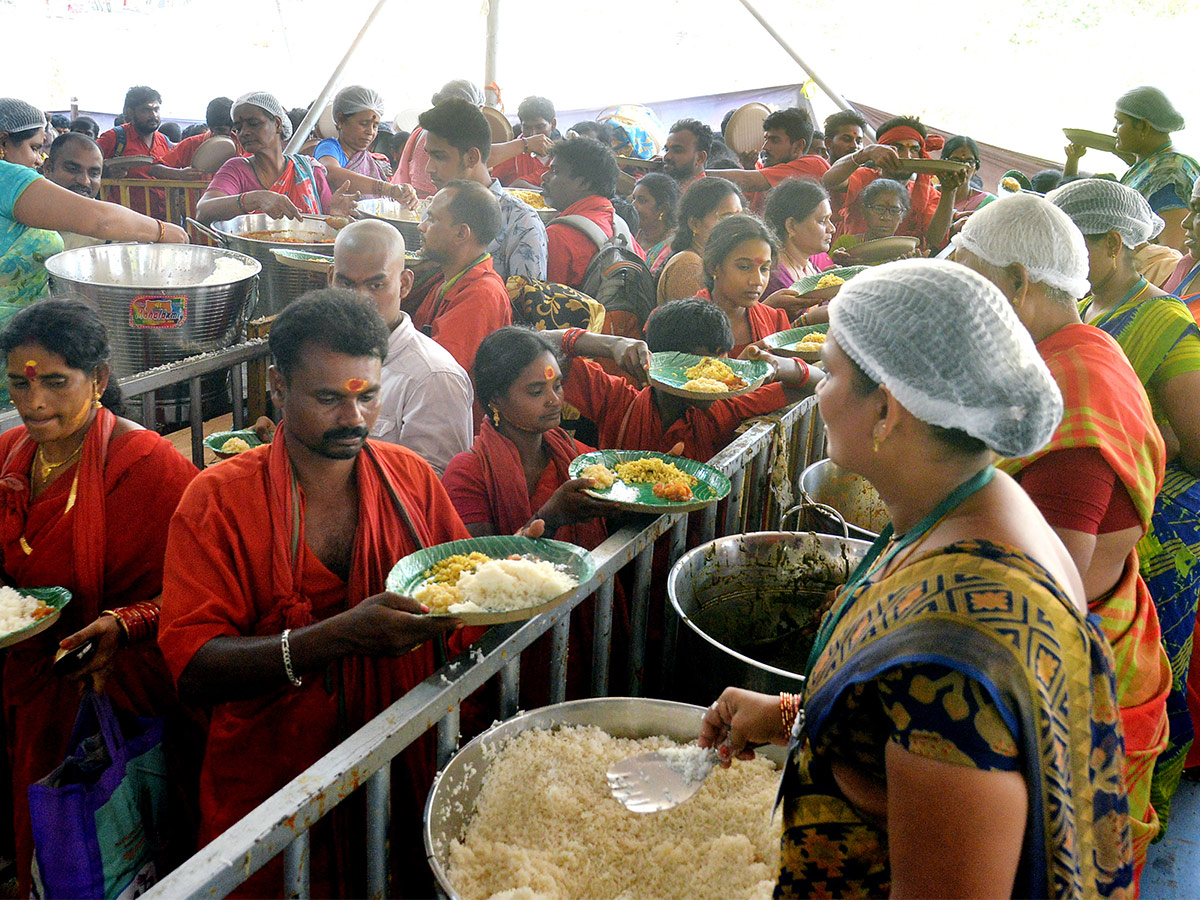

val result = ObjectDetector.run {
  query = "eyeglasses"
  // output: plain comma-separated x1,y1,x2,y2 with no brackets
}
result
865,204,906,217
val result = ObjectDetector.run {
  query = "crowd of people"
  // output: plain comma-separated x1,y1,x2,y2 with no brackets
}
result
0,74,1197,898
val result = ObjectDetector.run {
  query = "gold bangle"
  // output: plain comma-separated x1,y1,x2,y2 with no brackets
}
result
101,608,129,643
155,219,166,243
779,692,801,734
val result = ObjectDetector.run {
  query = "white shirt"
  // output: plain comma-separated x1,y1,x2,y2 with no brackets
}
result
370,313,473,475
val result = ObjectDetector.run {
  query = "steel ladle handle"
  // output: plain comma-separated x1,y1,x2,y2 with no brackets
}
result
185,216,226,246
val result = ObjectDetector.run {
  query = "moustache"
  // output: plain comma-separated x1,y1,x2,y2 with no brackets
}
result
69,185,95,197
322,426,369,442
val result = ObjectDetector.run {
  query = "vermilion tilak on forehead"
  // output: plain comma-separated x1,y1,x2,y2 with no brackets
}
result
344,378,368,393
23,360,36,379
544,365,555,381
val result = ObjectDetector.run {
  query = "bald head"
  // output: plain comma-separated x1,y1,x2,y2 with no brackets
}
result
330,220,412,327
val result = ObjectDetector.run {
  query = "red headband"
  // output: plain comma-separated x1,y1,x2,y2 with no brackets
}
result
878,125,944,158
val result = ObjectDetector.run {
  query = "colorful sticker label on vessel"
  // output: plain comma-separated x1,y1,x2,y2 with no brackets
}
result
129,295,187,329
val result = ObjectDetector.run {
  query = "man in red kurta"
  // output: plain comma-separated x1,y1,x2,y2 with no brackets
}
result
705,107,830,213
490,95,556,188
824,116,947,241
157,96,243,170
547,299,803,462
543,136,644,288
158,291,465,897
96,85,175,217
412,181,512,386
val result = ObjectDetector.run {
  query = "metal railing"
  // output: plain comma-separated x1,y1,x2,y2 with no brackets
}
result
100,176,213,236
142,393,827,900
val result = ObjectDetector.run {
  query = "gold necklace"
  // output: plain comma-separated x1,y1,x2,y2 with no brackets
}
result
34,440,84,483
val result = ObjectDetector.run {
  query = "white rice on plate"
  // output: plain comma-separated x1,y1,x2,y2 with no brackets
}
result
449,558,577,614
445,725,780,900
0,586,49,634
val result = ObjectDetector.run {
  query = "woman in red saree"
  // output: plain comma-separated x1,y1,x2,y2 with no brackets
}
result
442,327,622,703
195,90,359,224
695,214,791,358
0,299,198,895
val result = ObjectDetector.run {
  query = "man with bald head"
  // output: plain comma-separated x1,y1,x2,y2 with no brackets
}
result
330,219,472,473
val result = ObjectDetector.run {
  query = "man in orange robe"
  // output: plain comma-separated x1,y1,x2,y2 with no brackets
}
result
158,291,466,897
412,180,511,424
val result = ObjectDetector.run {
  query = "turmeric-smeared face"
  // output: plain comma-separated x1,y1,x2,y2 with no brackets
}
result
269,345,382,460
493,351,564,435
7,344,101,445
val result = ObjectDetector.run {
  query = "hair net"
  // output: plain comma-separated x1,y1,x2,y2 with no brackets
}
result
0,99,46,135
828,259,1062,458
233,91,292,141
431,79,484,107
1116,85,1185,134
953,193,1090,298
333,85,385,121
1045,178,1163,248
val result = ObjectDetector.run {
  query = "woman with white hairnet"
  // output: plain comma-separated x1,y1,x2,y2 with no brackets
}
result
700,260,1133,898
955,192,1170,884
313,86,417,206
1163,175,1200,312
1050,175,1200,830
1064,86,1200,252
0,98,186,338
195,90,360,224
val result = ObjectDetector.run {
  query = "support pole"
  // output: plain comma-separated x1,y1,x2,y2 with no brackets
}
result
733,0,874,138
283,0,393,155
484,0,501,108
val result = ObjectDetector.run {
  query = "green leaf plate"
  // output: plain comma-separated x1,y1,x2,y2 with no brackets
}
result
790,265,868,299
0,586,73,650
270,248,333,273
387,536,596,625
648,352,771,400
568,450,732,513
760,323,829,361
204,429,266,460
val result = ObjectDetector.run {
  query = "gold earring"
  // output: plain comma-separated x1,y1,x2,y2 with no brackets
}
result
0,146,6,161
490,406,501,427
91,385,101,409
872,434,880,453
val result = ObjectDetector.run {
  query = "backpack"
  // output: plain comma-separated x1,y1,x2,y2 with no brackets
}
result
552,212,656,338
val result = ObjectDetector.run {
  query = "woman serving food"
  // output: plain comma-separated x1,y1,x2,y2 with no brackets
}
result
195,91,360,224
701,260,1134,898
313,85,417,206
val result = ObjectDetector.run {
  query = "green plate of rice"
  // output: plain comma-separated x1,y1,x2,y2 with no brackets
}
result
760,323,830,361
569,450,730,513
388,536,595,625
648,352,771,400
0,586,73,650
790,265,868,297
204,429,265,460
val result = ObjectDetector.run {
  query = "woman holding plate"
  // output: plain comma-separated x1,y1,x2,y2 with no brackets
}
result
442,326,621,702
700,260,1134,899
760,179,836,301
0,300,199,896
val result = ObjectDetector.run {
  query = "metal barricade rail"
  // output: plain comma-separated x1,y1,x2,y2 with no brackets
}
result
142,394,827,900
